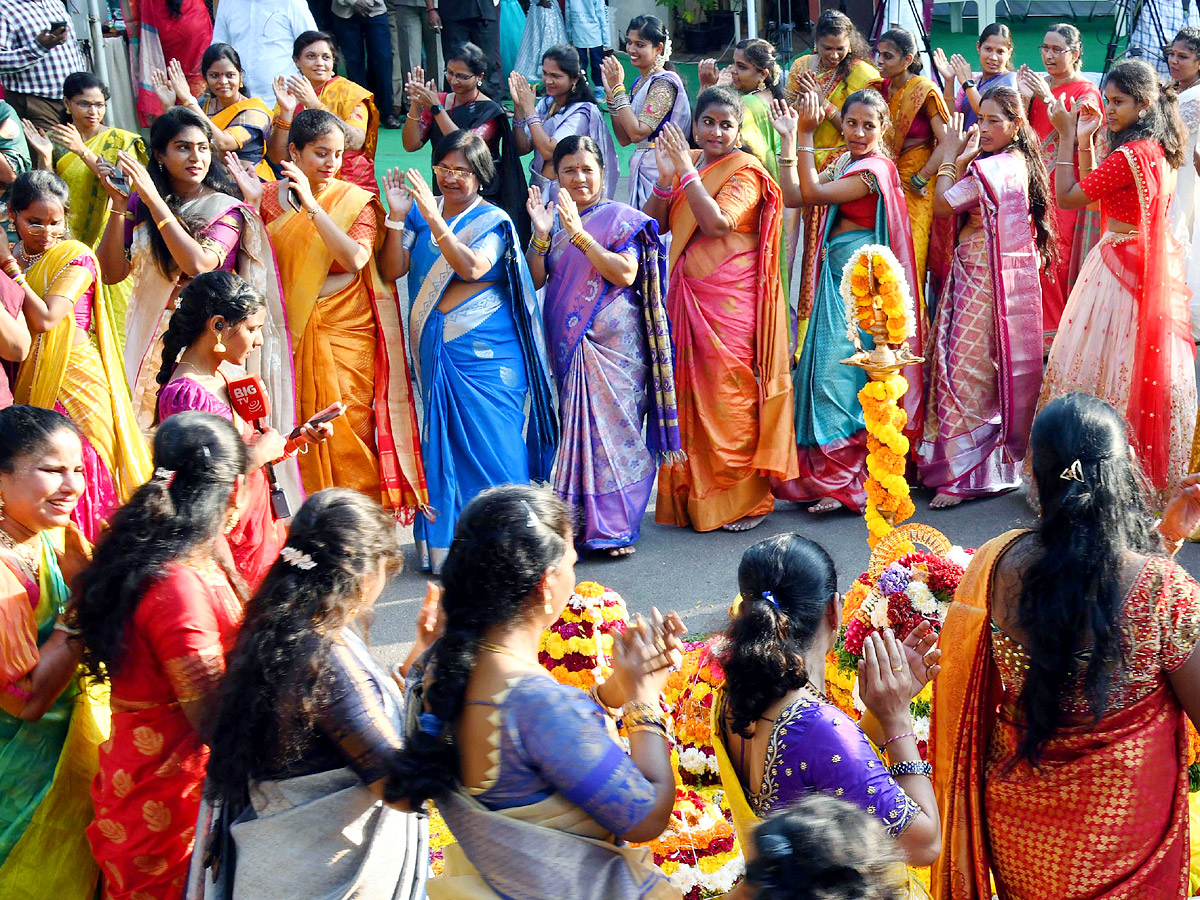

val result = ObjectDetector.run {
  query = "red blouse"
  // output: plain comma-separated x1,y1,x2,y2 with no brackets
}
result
1079,148,1140,224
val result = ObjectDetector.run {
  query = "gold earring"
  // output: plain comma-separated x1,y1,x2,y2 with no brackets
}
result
214,331,226,353
224,507,240,534
544,599,554,615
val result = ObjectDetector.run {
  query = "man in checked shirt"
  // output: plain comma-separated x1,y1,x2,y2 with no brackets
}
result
0,0,87,131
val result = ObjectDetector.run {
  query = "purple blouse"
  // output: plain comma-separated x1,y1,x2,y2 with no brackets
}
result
125,193,245,275
753,695,919,838
157,376,234,423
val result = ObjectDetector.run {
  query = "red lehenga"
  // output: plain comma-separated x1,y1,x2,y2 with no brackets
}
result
87,558,242,900
932,530,1200,900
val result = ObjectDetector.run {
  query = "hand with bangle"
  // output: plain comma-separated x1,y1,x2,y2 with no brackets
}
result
556,190,596,254
1159,473,1200,553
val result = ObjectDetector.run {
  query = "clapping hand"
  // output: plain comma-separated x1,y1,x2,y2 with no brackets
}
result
795,69,821,99
285,74,321,111
1076,99,1103,141
931,47,953,82
116,150,160,202
898,620,942,700
20,119,51,166
857,629,915,731
556,189,583,238
1161,473,1200,547
600,54,625,97
698,58,720,89
1048,94,1075,136
795,91,824,134
272,75,297,115
657,123,694,177
224,151,263,206
1017,64,1051,102
939,111,969,165
956,124,981,168
508,72,537,118
167,59,194,105
402,168,440,221
150,68,178,112
384,167,414,221
526,185,554,237
609,608,686,705
406,67,439,110
949,53,975,85
770,98,799,136
47,122,86,157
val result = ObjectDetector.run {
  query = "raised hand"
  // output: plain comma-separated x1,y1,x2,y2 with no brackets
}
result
526,185,554,236
150,67,178,112
96,160,129,205
167,58,194,104
509,72,537,118
224,151,263,205
403,168,440,222
116,150,161,203
857,629,914,732
1161,473,1200,546
796,69,821,99
658,122,693,175
47,122,86,158
698,58,719,89
931,47,953,81
716,66,734,87
285,74,321,111
406,69,438,110
600,54,625,96
795,91,824,133
278,159,317,210
898,620,942,699
1048,94,1075,135
956,124,981,167
20,119,51,166
1076,99,1103,141
939,110,968,163
383,167,414,221
272,75,297,115
770,98,799,136
1018,65,1051,102
950,53,974,85
556,188,583,238
652,138,676,185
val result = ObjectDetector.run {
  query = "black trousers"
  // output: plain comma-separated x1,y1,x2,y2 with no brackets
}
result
440,15,503,100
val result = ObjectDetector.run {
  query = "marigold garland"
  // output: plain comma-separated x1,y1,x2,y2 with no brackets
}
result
840,247,917,348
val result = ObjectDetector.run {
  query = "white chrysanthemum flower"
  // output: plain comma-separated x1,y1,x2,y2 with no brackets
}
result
905,581,938,616
862,590,890,628
913,715,930,742
851,678,866,713
947,545,973,569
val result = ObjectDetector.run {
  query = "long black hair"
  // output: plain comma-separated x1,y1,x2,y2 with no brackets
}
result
389,485,571,806
0,406,78,474
74,412,248,680
813,10,871,81
542,44,594,109
1105,59,1186,167
878,28,924,76
1017,393,1160,763
720,534,838,738
205,489,403,807
978,85,1058,270
141,107,238,279
154,270,266,420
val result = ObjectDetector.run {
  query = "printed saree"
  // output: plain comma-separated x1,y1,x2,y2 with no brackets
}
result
883,75,950,315
778,153,919,513
915,153,1043,499
525,96,618,204
264,179,426,517
14,241,152,539
932,530,1200,899
277,76,379,195
0,529,106,900
404,201,557,570
627,71,692,212
655,151,796,531
205,95,275,181
543,199,679,549
133,0,212,125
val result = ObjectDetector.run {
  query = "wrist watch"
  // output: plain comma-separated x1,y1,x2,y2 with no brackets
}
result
430,104,443,116
962,79,977,90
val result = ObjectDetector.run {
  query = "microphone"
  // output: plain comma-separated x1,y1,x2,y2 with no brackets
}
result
225,373,291,519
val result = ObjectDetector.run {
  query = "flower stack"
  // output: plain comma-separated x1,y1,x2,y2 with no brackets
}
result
637,787,743,900
537,581,629,689
662,639,726,785
840,246,921,547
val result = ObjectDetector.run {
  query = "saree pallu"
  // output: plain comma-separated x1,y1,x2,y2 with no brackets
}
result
526,97,619,204
267,180,426,516
134,0,212,126
1178,83,1200,340
406,204,557,569
14,243,152,539
445,98,533,246
627,71,692,212
931,531,1192,900
917,155,1043,499
544,201,679,549
0,533,106,900
1030,81,1104,343
206,96,275,181
656,153,796,531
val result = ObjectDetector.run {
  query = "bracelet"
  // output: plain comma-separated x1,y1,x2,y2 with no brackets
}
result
937,164,958,179
306,206,320,221
1055,160,1075,167
909,171,929,189
611,83,627,96
679,170,700,189
621,700,667,732
776,155,798,166
273,116,291,130
881,731,917,750
528,234,551,255
609,99,630,112
513,116,527,128
53,621,82,637
526,114,543,127
627,723,670,739
155,214,175,230
651,182,673,199
384,217,405,231
888,760,933,778
1,258,19,278
433,228,452,243
797,145,815,154
570,232,597,254
10,272,26,287
589,683,619,717
823,102,838,119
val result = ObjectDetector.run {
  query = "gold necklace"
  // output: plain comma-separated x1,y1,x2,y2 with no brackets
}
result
0,526,40,579
15,242,46,268
478,640,540,666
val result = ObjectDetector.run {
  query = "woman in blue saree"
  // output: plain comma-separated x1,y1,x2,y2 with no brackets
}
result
389,131,557,574
526,135,680,557
771,92,921,515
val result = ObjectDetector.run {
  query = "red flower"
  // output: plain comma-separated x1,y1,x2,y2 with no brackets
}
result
844,618,869,655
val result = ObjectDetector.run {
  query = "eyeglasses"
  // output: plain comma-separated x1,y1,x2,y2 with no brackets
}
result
433,164,475,180
445,70,477,83
20,222,66,235
71,100,106,111
1039,45,1071,56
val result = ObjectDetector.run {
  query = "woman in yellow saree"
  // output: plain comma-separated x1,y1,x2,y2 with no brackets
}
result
876,28,948,314
0,406,105,900
784,10,880,337
6,172,150,541
643,87,796,533
22,73,147,347
233,109,426,517
932,393,1200,900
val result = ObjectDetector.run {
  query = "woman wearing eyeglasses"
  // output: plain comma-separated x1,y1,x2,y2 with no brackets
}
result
4,171,151,540
402,42,531,244
389,131,557,574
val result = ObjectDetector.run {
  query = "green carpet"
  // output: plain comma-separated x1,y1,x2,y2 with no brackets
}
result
376,14,1118,176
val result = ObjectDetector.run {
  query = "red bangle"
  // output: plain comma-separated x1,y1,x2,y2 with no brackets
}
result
679,170,700,189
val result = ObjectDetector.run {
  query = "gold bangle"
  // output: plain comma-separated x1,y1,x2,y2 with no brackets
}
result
155,214,175,230
273,116,291,129
433,228,452,243
627,723,669,738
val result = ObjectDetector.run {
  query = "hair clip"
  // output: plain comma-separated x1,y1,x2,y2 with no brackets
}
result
419,711,446,738
280,545,317,570
174,295,186,309
758,832,791,859
761,590,780,611
520,499,540,529
1059,459,1085,483
153,467,176,486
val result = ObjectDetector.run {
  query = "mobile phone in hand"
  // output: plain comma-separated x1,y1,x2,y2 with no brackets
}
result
107,168,130,196
50,20,68,32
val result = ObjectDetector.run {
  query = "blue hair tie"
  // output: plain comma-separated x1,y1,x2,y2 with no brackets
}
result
761,591,779,611
419,712,446,738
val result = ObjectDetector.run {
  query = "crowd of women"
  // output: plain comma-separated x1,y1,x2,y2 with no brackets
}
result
1,6,1200,900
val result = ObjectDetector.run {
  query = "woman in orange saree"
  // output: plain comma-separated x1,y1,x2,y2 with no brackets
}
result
75,413,247,900
238,110,426,517
268,31,380,195
931,393,1200,900
643,87,796,533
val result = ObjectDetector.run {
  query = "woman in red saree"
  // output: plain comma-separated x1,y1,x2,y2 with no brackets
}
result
74,413,248,900
643,86,796,533
130,0,213,126
1018,23,1104,346
1037,59,1197,499
931,393,1200,900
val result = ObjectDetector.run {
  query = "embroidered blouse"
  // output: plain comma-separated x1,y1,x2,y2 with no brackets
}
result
124,193,244,275
1079,146,1141,224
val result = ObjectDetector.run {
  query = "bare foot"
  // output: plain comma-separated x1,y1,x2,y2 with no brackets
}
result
722,514,767,532
607,545,636,558
807,498,844,514
930,492,964,510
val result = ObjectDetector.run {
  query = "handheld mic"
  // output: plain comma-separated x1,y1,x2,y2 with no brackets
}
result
224,373,291,520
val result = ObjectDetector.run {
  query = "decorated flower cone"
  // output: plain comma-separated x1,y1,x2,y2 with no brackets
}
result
840,247,922,547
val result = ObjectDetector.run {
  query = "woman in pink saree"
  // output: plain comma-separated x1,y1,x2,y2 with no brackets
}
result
917,88,1052,509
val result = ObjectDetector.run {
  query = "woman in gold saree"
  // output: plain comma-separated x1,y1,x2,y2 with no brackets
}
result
22,73,148,345
6,171,150,540
233,108,426,517
643,87,796,533
932,393,1200,900
875,28,948,313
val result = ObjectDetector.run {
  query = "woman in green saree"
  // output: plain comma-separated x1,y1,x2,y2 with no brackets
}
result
0,405,105,900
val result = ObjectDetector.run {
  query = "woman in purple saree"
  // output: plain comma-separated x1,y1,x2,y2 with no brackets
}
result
918,88,1052,509
527,135,680,556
